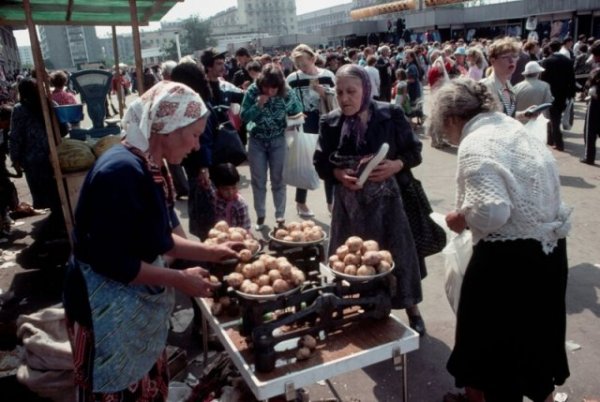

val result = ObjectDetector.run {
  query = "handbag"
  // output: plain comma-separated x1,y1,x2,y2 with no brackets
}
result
212,121,247,166
400,177,447,257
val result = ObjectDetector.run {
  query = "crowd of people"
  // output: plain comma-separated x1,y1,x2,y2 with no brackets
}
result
1,31,599,402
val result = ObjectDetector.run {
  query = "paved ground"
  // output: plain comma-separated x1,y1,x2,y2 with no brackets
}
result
1,93,599,401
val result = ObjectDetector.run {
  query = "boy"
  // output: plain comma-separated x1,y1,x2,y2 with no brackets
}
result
209,163,251,231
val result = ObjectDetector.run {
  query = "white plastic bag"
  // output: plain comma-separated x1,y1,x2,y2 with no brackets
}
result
442,230,473,314
524,114,549,144
561,98,573,131
283,126,320,190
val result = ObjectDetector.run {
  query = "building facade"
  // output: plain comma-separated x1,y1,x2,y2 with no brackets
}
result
39,25,102,70
297,3,353,34
0,26,20,79
17,45,33,68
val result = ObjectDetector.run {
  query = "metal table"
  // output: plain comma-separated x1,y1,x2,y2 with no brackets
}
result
195,296,419,401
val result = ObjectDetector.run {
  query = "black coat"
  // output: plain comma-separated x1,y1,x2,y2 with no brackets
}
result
314,101,422,187
541,53,576,101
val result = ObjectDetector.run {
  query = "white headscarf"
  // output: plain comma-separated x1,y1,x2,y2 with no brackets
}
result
122,81,208,152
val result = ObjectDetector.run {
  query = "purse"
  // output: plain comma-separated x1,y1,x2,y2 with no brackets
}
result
212,121,247,166
400,178,447,257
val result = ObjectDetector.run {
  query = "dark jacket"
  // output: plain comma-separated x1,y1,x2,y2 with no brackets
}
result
541,53,576,101
314,101,422,187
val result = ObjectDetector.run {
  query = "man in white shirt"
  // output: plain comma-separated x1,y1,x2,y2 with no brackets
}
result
558,37,574,60
364,55,381,99
573,34,587,57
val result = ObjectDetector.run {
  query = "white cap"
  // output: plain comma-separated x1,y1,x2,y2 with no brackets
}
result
523,61,545,75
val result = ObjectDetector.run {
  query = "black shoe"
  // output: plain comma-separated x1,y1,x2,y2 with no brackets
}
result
580,158,594,165
408,315,426,337
255,217,265,231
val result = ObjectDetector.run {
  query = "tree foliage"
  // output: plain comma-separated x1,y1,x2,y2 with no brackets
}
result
180,15,216,54
161,40,179,60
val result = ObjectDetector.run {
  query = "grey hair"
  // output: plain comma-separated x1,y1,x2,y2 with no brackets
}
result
426,78,499,142
161,60,177,76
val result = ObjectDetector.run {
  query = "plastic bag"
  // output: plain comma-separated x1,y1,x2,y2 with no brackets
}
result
442,230,473,315
561,98,574,131
283,125,320,190
524,114,549,144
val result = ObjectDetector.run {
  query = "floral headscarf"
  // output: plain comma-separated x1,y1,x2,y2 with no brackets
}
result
122,80,208,152
336,64,372,149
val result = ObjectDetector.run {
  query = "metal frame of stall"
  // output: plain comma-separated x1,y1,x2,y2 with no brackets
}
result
0,0,183,247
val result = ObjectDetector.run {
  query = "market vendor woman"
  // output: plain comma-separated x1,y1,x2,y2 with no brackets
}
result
63,81,239,401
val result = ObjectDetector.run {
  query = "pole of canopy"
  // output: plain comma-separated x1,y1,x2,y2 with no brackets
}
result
129,0,145,94
112,26,124,117
22,0,75,244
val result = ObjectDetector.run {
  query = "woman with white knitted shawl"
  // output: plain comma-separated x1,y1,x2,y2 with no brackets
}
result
430,78,571,402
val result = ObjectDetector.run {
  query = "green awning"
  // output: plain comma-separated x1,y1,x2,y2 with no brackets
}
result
0,0,183,26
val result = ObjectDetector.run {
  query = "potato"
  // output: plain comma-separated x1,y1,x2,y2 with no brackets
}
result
215,220,229,233
275,229,289,239
336,245,350,260
283,235,294,242
244,239,260,253
264,256,279,270
234,263,244,273
208,228,221,239
217,233,229,244
357,265,376,276
345,236,363,253
242,264,255,279
343,253,361,266
301,220,316,229
362,250,382,266
296,346,311,361
377,260,392,274
290,268,305,286
272,278,290,293
243,282,259,294
268,269,282,283
226,272,244,288
240,279,253,292
287,221,302,232
379,250,393,265
344,265,358,275
290,230,304,242
328,255,340,265
306,230,322,241
332,261,346,273
230,232,244,242
299,334,317,350
251,260,266,277
218,296,231,307
362,240,380,253
258,285,274,295
239,249,253,263
277,262,293,278
256,274,271,287
209,275,219,284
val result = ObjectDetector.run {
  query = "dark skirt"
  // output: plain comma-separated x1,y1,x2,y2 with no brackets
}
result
69,322,169,402
329,179,422,309
447,238,569,401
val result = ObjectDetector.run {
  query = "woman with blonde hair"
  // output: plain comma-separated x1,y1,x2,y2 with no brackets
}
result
287,44,337,215
466,47,485,81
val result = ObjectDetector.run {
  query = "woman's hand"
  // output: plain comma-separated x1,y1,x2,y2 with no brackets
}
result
334,168,362,191
257,94,270,107
446,211,467,234
177,267,221,297
313,84,326,98
369,159,403,182
205,241,244,262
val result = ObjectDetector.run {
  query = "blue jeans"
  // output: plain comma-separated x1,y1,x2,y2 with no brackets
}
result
248,135,287,220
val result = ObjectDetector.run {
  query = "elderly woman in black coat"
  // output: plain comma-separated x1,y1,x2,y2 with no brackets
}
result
314,64,426,334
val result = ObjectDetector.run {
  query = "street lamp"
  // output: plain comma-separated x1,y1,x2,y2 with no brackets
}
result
174,31,182,61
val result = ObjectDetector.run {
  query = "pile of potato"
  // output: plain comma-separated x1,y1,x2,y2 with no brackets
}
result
273,220,325,243
296,334,318,361
203,221,261,257
328,236,394,277
226,255,306,296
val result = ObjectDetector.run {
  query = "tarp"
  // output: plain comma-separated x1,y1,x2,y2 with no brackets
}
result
0,0,183,26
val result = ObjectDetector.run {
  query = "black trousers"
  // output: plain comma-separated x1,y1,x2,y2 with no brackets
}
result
547,97,566,149
583,97,600,163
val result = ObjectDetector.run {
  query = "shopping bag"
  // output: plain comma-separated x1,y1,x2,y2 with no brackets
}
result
561,98,574,131
524,114,549,144
283,126,320,190
442,230,473,315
